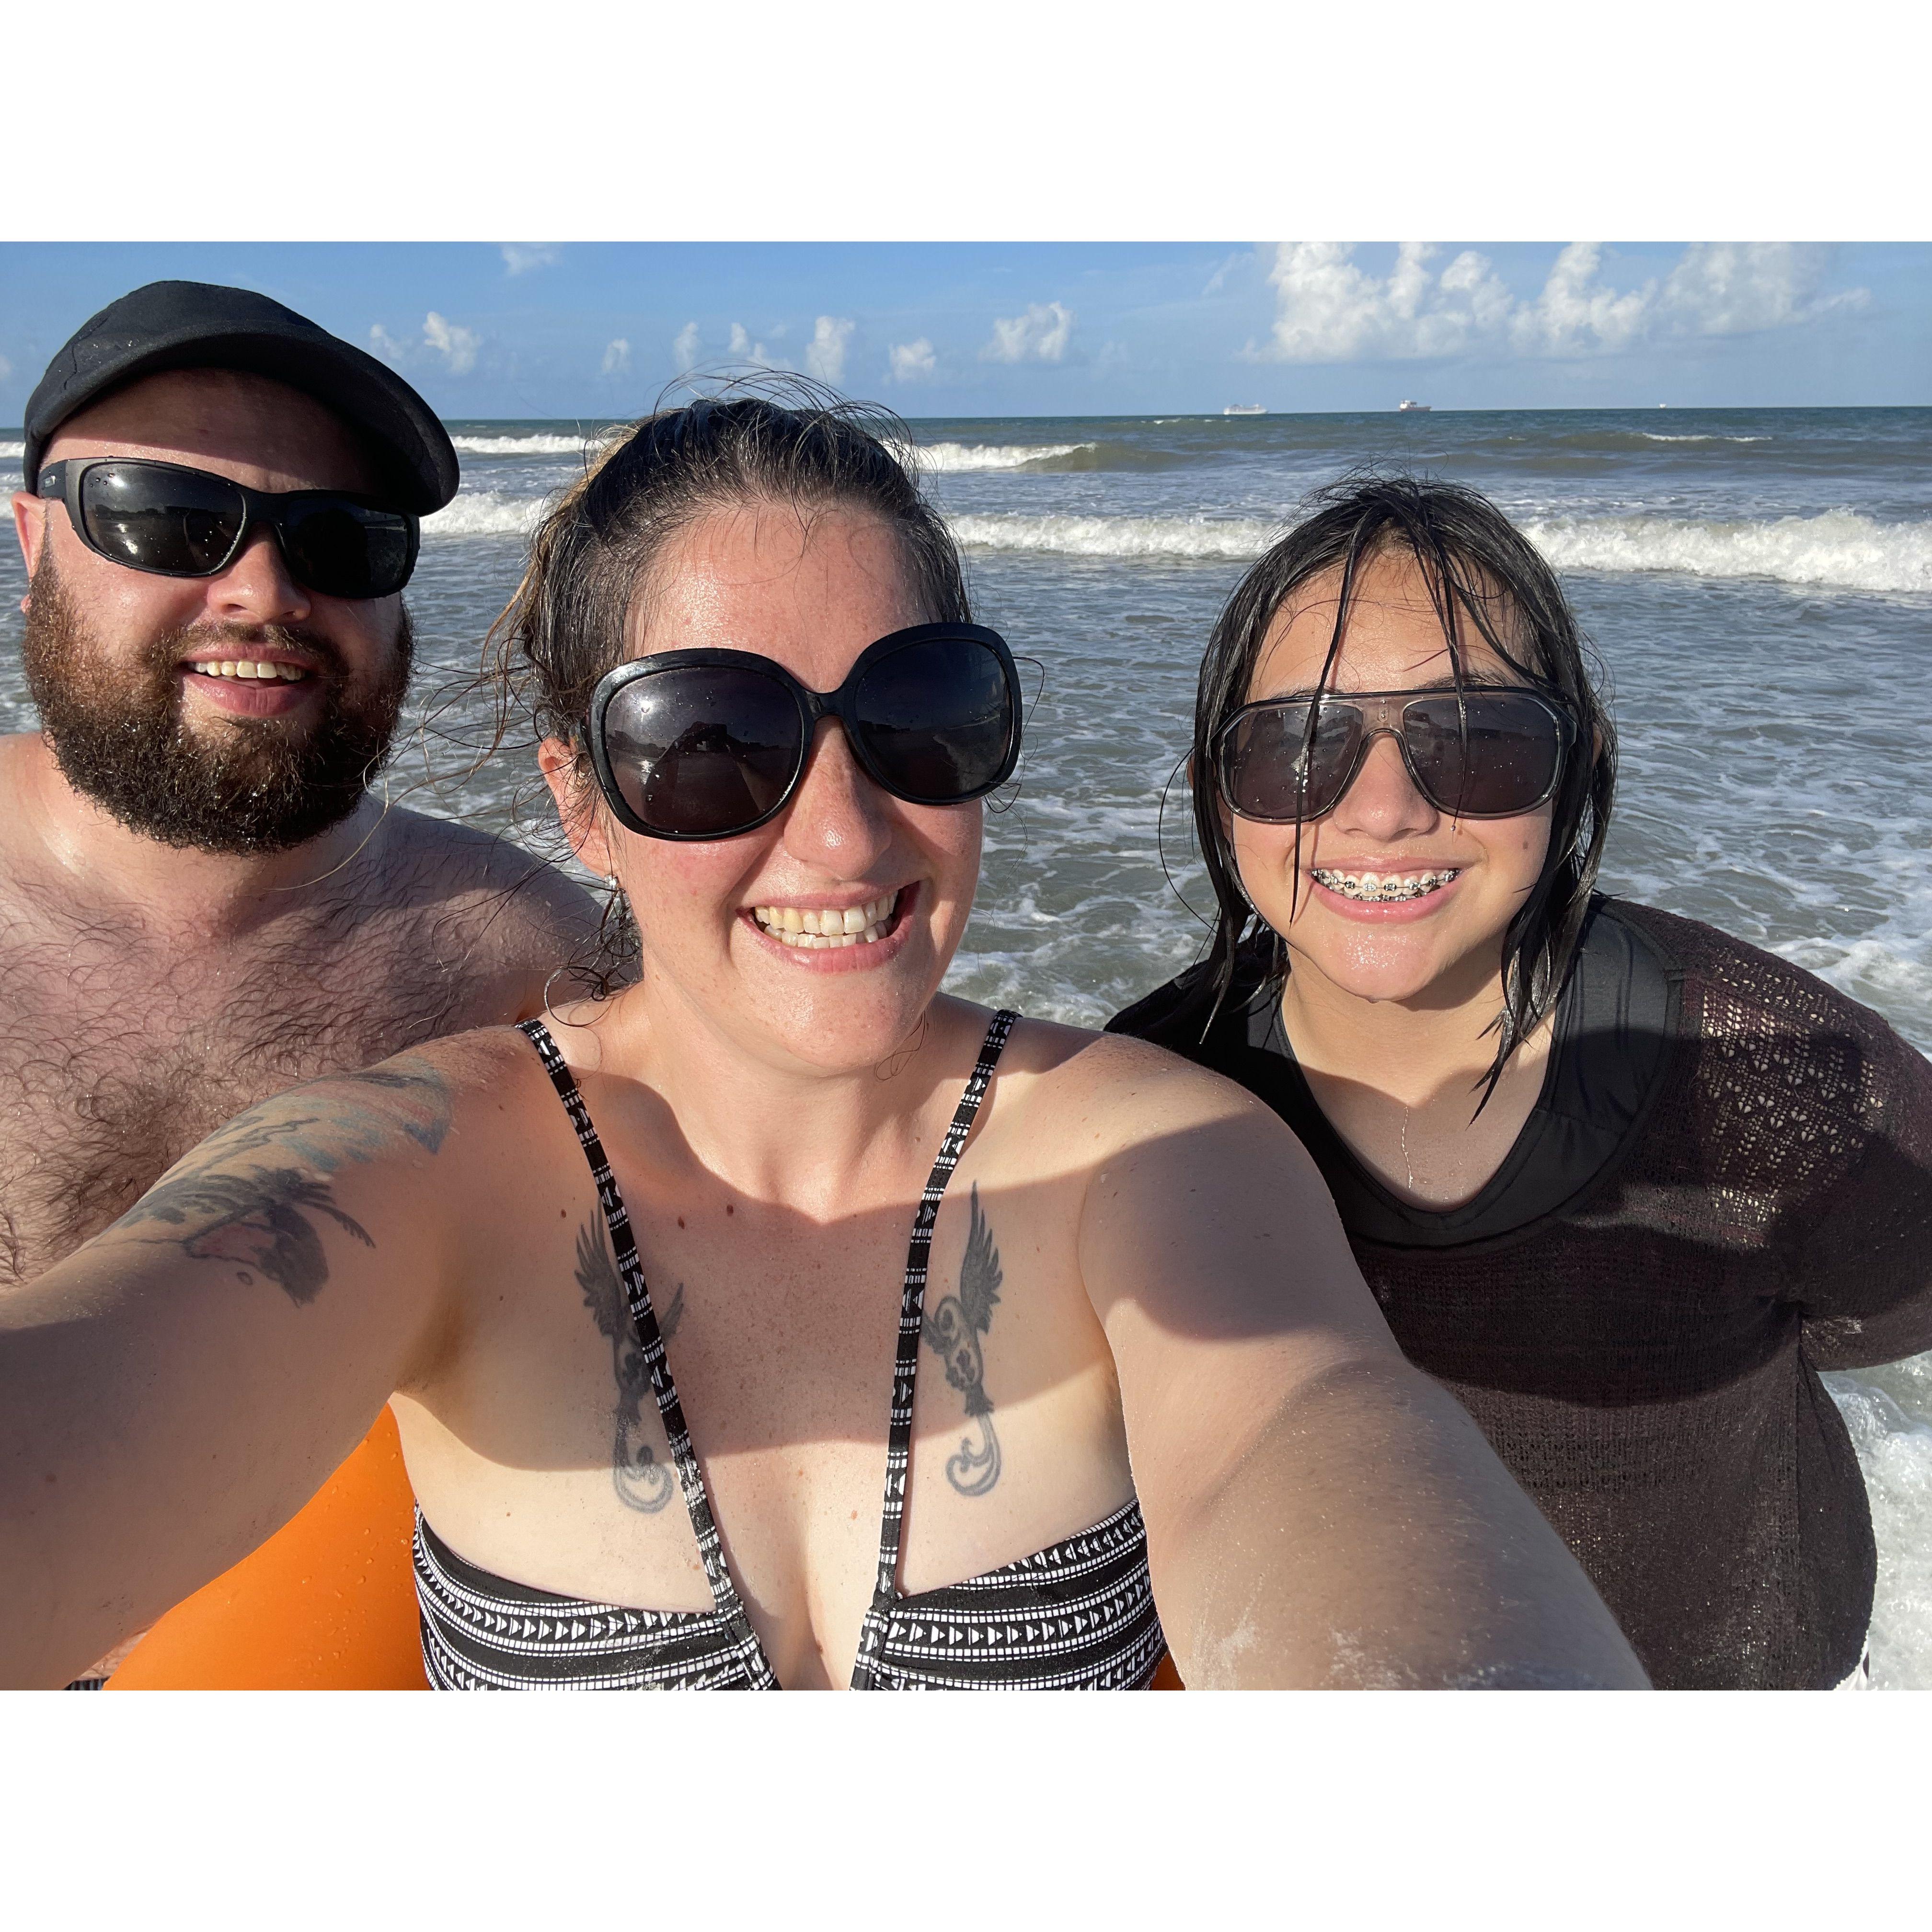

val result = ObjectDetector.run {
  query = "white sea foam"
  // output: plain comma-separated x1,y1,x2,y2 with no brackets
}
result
1638,433,1771,444
1826,1357,1932,1688
948,512,1282,560
0,440,23,460
1524,509,1932,595
423,490,555,538
423,492,1932,600
450,432,603,456
913,441,1092,472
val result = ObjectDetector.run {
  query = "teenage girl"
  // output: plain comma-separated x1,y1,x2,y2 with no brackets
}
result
1112,474,1932,1689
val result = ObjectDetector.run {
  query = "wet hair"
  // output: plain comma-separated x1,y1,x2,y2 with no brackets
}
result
1186,471,1617,1103
485,379,970,988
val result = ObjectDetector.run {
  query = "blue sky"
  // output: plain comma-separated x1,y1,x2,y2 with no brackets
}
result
3,242,1925,424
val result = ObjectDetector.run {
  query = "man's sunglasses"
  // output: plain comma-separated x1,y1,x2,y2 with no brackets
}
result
585,623,1022,841
37,458,419,600
1214,687,1575,823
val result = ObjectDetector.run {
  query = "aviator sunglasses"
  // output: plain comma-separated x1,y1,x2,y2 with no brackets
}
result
1215,686,1575,823
584,622,1023,841
37,458,419,600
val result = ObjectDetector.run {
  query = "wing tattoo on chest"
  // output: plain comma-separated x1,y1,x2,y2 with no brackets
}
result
921,1182,1005,1496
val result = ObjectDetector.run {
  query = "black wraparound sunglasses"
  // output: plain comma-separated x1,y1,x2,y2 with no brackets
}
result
585,622,1023,841
37,458,419,600
1215,686,1576,823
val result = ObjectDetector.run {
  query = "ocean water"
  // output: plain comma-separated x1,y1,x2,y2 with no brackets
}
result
4,407,1930,1686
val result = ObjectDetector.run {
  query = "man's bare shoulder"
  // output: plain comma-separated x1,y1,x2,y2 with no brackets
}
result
378,805,591,910
373,806,605,1013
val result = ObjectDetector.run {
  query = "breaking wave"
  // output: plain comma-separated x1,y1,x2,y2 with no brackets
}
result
424,490,554,538
1523,509,1932,595
449,432,604,457
0,440,23,460
947,512,1282,560
425,495,1932,596
913,441,1092,472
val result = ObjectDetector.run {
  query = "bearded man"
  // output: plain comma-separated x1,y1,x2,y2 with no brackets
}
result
5,281,598,1685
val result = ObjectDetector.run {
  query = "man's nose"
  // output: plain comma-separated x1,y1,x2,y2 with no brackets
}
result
207,527,312,627
1330,727,1440,840
779,717,896,875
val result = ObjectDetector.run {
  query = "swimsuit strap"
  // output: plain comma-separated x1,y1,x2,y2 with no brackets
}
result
518,1019,758,1644
851,1009,1019,1688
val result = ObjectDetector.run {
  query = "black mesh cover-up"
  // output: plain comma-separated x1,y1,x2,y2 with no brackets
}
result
1109,900,1932,1689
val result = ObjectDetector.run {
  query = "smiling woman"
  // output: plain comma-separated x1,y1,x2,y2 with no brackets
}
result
0,393,1646,1692
1110,473,1932,1689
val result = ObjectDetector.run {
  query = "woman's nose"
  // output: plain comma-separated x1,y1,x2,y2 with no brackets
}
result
1330,728,1439,840
779,717,896,875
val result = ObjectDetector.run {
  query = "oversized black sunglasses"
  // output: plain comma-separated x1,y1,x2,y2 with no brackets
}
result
1215,686,1575,823
585,622,1023,841
37,458,419,600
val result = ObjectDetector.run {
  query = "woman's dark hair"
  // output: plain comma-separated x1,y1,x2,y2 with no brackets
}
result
486,380,970,989
1187,471,1617,1102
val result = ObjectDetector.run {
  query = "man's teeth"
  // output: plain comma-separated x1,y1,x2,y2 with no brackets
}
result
751,892,899,949
188,660,309,681
1312,868,1460,903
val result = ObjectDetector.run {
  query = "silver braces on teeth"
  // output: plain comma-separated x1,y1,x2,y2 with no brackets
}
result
1312,868,1460,903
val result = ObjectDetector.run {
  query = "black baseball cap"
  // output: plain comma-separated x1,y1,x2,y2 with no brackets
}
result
23,280,460,514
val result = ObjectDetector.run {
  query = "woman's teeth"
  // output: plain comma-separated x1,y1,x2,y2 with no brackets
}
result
188,660,309,682
1312,868,1460,903
752,892,899,949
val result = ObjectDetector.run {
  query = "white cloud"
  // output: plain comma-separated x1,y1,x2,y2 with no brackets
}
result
805,315,856,384
1253,242,1513,361
982,300,1075,364
725,322,786,368
889,337,936,382
422,311,480,376
602,338,631,378
500,243,560,277
1508,243,1655,355
0,351,13,381
1659,242,1866,335
368,323,407,364
1252,241,1867,364
673,321,702,371
1201,248,1257,299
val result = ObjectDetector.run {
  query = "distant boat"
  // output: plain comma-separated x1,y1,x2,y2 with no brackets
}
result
1222,403,1267,416
1397,400,1432,413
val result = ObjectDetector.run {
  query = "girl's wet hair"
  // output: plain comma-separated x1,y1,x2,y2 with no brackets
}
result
1187,471,1617,1103
485,379,971,990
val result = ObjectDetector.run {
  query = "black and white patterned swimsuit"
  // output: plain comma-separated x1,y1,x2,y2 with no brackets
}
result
414,1011,1167,1690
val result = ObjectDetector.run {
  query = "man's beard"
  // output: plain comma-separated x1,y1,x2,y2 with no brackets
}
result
21,558,414,856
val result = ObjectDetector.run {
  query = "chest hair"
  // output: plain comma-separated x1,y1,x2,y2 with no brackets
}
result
0,870,490,1286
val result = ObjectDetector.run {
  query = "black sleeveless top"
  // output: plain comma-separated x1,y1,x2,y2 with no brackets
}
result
414,1011,1168,1690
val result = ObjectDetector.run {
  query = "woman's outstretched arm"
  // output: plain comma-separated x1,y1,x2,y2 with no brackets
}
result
0,1047,474,1687
1077,1040,1648,1689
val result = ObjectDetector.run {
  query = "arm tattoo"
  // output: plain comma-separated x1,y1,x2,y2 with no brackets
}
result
921,1183,1004,1496
574,1215,683,1514
105,1058,451,1307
